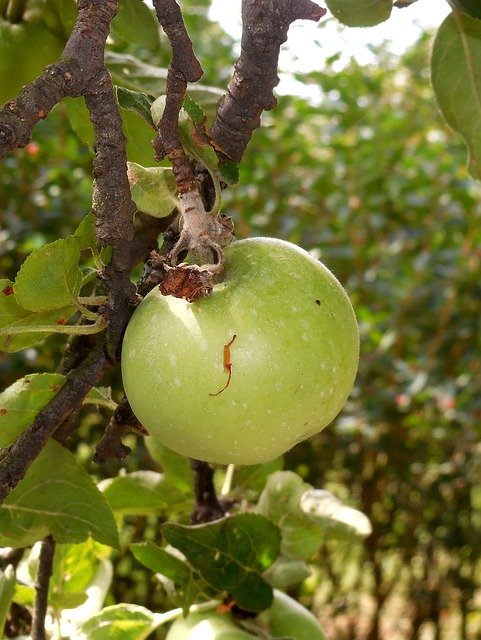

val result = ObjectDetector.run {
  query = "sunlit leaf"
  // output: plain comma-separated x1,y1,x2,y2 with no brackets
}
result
0,440,119,548
14,237,83,311
0,280,76,352
99,470,190,516
78,604,160,640
127,162,178,217
431,11,481,179
0,373,65,443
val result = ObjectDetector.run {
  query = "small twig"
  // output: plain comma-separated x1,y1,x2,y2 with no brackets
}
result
190,460,227,524
210,0,325,161
31,535,55,640
152,0,203,192
94,397,148,464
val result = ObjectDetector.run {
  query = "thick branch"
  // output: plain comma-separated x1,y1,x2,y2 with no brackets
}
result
0,0,118,158
0,343,111,504
210,0,325,161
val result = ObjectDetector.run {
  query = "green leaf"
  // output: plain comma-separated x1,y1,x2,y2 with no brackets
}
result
151,96,220,173
431,11,481,180
219,161,240,186
50,540,111,614
106,51,224,117
234,457,284,494
300,489,372,539
116,87,155,129
130,542,191,585
127,162,178,217
99,470,190,516
255,471,330,560
84,386,117,411
0,280,76,352
145,439,194,493
262,555,311,589
182,96,206,125
40,0,77,40
0,439,119,548
110,0,160,50
324,0,392,27
0,373,65,444
64,95,158,166
78,604,160,640
0,565,16,635
14,237,83,311
449,0,481,20
162,513,280,612
74,212,96,251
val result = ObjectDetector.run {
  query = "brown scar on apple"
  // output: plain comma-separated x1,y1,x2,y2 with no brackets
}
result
209,334,237,397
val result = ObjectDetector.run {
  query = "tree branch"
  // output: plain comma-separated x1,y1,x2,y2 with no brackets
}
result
0,0,118,158
0,343,111,504
31,535,55,640
190,460,226,524
210,0,325,161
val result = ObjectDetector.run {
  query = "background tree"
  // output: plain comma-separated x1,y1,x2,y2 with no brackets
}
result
0,1,481,639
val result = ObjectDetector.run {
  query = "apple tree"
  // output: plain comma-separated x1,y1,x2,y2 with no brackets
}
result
0,0,480,639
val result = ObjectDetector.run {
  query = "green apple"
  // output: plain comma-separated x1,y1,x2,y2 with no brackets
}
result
325,0,392,27
121,237,359,465
257,589,327,640
166,611,255,640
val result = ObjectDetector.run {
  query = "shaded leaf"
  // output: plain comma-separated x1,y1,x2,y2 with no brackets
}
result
234,457,284,494
145,439,194,494
162,513,280,612
116,87,155,129
99,470,190,516
0,566,16,635
0,440,119,548
84,386,117,411
130,542,191,585
219,161,240,186
14,237,83,311
449,0,481,20
110,0,160,50
127,162,178,217
431,11,481,179
106,51,224,116
0,279,76,353
40,0,77,40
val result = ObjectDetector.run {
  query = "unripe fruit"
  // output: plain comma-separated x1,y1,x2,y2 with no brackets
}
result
122,238,359,465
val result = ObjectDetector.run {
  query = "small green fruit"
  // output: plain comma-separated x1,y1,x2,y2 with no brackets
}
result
325,0,392,27
165,611,255,640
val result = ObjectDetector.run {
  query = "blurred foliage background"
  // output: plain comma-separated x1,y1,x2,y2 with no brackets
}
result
1,1,481,639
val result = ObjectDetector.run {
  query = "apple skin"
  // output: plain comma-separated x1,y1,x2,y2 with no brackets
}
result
165,611,255,640
121,237,359,465
257,589,327,640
